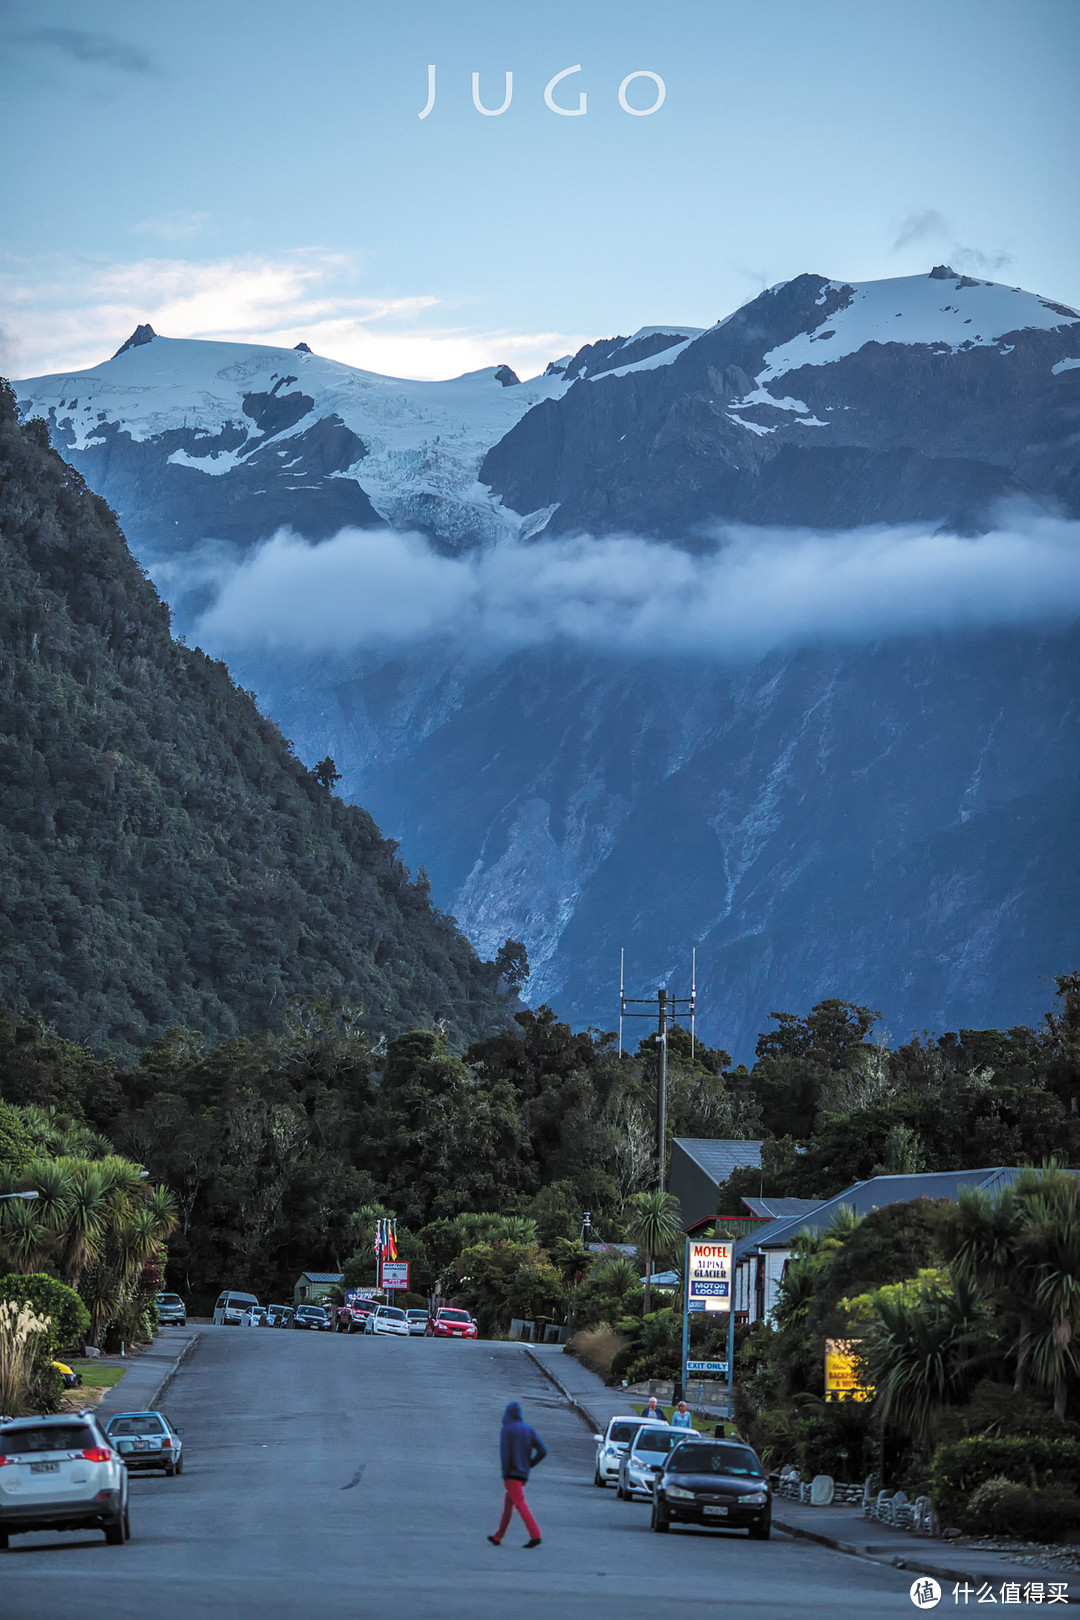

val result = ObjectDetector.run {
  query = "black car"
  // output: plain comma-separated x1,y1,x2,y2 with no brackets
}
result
651,1439,771,1538
291,1305,331,1331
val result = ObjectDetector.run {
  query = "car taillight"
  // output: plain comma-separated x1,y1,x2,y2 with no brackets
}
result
0,1456,12,1467
162,1438,173,1448
82,1448,112,1462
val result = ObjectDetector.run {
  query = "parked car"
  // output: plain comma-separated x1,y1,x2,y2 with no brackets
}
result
292,1305,332,1332
335,1298,378,1334
593,1415,668,1487
155,1292,187,1326
651,1439,771,1538
265,1304,293,1328
241,1306,267,1327
617,1426,682,1500
213,1290,259,1326
104,1411,184,1477
364,1305,409,1337
425,1307,477,1339
0,1411,129,1548
405,1310,428,1336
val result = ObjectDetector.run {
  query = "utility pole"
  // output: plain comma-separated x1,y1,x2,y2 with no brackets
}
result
619,952,696,1193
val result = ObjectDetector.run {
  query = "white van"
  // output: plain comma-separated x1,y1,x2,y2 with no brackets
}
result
213,1290,259,1326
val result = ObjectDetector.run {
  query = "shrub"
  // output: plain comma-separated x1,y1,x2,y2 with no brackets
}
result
965,1476,1080,1541
569,1324,627,1382
610,1309,680,1385
0,1273,89,1354
929,1434,1080,1525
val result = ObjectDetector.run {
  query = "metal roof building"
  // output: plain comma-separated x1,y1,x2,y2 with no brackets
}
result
669,1138,764,1228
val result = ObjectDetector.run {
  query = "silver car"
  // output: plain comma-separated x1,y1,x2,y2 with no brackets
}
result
155,1292,187,1325
0,1411,130,1548
104,1411,184,1476
406,1310,428,1337
617,1425,683,1499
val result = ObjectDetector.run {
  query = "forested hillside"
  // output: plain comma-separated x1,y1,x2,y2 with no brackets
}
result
0,381,515,1053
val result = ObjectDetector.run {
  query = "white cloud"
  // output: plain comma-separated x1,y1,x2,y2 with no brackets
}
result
0,250,590,381
192,513,1080,665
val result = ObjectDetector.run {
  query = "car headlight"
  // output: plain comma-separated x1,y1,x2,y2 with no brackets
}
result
665,1485,695,1502
740,1492,768,1506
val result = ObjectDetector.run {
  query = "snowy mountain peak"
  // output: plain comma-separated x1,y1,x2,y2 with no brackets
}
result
756,269,1080,383
112,322,157,359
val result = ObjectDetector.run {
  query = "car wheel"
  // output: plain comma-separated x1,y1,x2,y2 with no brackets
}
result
651,1506,670,1533
748,1517,771,1541
123,1505,131,1541
176,1454,184,1474
165,1462,176,1476
0,1529,9,1550
105,1514,126,1546
594,1467,605,1487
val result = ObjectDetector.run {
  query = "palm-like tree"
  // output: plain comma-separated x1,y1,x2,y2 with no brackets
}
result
862,1275,992,1448
628,1190,681,1315
0,1197,53,1274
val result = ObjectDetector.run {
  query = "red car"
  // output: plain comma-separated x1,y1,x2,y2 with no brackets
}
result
335,1297,378,1334
426,1307,477,1339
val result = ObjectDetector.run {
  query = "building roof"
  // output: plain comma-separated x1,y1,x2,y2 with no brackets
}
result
734,1167,1069,1259
589,1242,637,1258
672,1138,764,1184
741,1196,823,1220
297,1272,344,1284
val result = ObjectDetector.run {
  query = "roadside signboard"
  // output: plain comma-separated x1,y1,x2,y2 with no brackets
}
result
686,1359,728,1375
687,1240,733,1313
380,1260,410,1291
825,1338,873,1402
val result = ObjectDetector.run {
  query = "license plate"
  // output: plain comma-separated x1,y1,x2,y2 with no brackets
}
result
31,1462,59,1474
703,1505,728,1517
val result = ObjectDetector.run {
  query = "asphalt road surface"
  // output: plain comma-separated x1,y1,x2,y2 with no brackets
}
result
4,1326,919,1619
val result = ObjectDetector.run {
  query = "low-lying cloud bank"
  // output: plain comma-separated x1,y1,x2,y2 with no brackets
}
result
191,514,1080,665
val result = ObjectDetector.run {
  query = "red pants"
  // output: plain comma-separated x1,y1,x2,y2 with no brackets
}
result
493,1478,540,1541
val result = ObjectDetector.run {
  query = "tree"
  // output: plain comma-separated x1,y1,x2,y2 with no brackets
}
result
494,939,530,992
628,1189,680,1315
311,756,341,790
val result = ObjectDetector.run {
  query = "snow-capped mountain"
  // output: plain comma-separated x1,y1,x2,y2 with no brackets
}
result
12,269,1080,1053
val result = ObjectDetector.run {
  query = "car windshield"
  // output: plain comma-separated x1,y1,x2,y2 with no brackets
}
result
608,1422,642,1445
1,1424,96,1454
634,1430,680,1455
382,1308,406,1321
107,1414,165,1436
157,1294,182,1305
439,1310,470,1322
667,1443,764,1478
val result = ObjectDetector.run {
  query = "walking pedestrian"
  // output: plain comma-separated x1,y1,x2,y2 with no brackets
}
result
488,1401,547,1548
642,1396,665,1421
671,1401,693,1429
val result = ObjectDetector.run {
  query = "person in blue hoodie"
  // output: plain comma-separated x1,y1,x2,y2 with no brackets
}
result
487,1401,547,1548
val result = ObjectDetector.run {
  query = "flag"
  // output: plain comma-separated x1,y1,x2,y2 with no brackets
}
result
386,1221,398,1262
374,1219,383,1261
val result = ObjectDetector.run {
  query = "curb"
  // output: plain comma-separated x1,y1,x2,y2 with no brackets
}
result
773,1513,1080,1601
149,1330,201,1410
521,1345,605,1435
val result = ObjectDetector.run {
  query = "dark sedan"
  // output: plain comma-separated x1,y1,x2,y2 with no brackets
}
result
651,1439,771,1538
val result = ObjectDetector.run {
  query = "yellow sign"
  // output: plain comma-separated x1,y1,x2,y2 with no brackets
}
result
824,1339,873,1402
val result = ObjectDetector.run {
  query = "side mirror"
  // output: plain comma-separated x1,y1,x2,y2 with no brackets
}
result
594,1435,604,1443
176,1428,184,1435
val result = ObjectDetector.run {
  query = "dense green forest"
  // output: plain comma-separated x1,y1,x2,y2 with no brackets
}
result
0,380,516,1053
1,977,1077,1314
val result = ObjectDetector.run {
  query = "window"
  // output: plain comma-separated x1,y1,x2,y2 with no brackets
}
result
667,1443,763,1477
107,1415,165,1437
1,1425,97,1454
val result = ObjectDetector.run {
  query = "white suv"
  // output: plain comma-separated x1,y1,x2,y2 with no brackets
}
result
0,1412,130,1549
364,1305,409,1337
593,1414,668,1487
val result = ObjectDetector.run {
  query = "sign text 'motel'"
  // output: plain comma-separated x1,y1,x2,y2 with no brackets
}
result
687,1239,733,1312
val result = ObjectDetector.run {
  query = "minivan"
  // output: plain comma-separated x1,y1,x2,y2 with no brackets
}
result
213,1291,259,1325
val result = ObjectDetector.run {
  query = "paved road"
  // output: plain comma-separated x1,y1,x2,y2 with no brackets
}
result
4,1326,919,1618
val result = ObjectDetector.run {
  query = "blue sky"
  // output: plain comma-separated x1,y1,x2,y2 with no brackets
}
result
2,0,1077,379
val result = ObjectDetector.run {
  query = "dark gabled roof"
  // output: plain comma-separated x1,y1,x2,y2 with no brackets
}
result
733,1167,1075,1258
741,1196,823,1219
672,1138,764,1184
297,1271,344,1283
